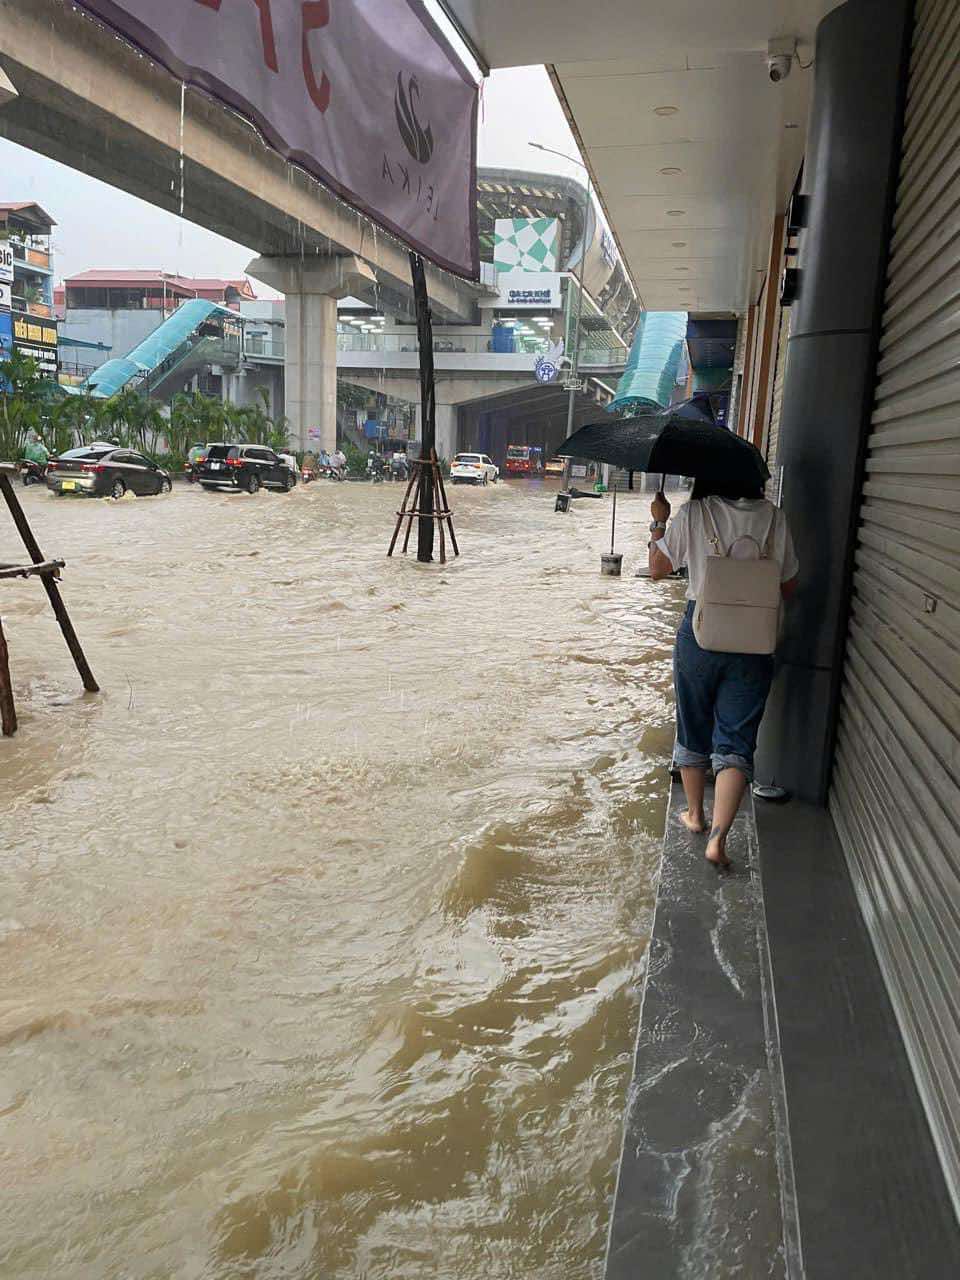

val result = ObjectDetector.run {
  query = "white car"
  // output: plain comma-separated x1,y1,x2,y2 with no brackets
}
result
450,452,499,485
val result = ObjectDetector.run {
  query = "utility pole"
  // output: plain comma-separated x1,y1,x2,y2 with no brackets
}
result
529,142,592,492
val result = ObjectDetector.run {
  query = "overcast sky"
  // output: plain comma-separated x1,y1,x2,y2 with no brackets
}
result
0,62,581,289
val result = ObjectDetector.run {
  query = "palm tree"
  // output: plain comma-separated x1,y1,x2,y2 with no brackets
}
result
103,388,165,453
0,350,43,460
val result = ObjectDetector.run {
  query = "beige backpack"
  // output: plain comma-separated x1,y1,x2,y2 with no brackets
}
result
692,499,782,655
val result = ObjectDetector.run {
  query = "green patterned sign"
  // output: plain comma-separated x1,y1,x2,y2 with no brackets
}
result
493,218,560,272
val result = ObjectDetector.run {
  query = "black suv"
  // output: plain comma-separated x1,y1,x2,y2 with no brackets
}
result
197,444,293,494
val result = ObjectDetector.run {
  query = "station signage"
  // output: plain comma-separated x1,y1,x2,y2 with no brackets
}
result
75,0,480,279
13,316,59,377
494,270,562,310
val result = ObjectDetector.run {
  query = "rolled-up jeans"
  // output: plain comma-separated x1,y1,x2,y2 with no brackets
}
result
672,601,774,782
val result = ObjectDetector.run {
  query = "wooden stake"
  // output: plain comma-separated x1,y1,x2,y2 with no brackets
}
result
433,454,459,558
0,615,16,737
0,472,99,692
386,455,458,561
387,470,417,558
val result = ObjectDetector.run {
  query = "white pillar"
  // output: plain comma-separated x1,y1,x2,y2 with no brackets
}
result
435,403,458,460
283,289,336,452
246,254,376,453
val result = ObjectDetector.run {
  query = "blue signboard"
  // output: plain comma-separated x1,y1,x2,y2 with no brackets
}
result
0,311,13,391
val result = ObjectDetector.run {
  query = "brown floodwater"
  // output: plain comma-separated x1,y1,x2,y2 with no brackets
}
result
0,476,682,1279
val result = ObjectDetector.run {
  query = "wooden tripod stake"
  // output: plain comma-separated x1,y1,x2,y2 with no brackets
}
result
387,449,459,564
0,464,99,736
385,252,458,562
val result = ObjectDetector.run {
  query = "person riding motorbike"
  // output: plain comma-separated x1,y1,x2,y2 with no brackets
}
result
19,433,49,485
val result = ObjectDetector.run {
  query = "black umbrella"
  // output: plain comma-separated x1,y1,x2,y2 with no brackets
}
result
557,396,769,496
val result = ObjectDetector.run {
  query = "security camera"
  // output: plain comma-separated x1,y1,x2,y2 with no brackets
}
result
767,38,796,83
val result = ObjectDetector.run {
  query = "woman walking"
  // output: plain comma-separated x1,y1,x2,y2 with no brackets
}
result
648,482,799,868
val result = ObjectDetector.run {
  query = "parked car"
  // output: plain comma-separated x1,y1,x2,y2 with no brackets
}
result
46,445,172,498
196,444,294,493
450,452,499,485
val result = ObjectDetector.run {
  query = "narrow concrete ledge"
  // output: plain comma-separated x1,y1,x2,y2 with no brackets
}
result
605,780,793,1279
606,784,960,1279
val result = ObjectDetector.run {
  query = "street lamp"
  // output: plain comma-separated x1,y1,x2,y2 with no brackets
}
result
529,141,592,491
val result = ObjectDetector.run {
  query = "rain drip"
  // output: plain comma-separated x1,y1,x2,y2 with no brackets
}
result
177,81,186,261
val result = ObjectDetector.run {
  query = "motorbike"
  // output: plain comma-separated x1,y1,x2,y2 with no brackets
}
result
301,465,317,484
18,458,47,486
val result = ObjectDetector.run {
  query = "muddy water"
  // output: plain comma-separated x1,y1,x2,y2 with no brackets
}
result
0,478,683,1280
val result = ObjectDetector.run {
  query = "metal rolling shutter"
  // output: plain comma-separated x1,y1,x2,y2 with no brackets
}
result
830,0,960,1212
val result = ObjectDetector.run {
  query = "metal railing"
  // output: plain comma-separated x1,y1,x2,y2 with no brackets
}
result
335,330,626,367
336,331,555,356
243,335,285,360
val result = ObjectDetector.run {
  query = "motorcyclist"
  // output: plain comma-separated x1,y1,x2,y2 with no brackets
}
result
19,433,49,484
23,433,49,467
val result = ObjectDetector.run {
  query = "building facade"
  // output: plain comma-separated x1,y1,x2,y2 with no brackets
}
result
0,202,58,378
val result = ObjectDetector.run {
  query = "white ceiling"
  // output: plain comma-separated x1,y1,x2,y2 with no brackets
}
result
443,0,840,314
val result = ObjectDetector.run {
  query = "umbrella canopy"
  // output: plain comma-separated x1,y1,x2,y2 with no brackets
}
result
557,397,769,495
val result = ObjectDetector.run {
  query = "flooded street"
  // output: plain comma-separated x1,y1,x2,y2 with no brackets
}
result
1,478,682,1280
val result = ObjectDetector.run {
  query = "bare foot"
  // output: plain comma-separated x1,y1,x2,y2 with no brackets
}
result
680,811,708,834
705,827,732,869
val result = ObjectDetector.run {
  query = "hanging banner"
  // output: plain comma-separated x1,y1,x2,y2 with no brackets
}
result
76,0,479,279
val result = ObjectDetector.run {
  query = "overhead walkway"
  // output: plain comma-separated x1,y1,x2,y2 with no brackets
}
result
81,299,241,399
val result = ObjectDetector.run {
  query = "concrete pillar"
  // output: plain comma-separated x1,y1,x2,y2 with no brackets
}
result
435,404,458,461
284,289,336,452
246,254,375,452
755,0,912,802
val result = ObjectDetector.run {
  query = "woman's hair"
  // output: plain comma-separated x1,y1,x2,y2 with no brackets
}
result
690,476,765,501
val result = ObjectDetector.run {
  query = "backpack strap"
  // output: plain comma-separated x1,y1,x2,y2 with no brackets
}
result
700,497,726,556
760,503,778,559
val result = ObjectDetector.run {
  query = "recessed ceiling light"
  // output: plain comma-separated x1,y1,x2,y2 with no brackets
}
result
672,241,687,248
659,166,683,175
666,210,686,217
653,105,679,116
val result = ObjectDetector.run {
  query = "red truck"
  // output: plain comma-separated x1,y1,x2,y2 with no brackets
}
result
503,445,544,477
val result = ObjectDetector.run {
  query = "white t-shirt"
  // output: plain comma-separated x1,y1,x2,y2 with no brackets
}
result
660,497,799,601
278,452,297,472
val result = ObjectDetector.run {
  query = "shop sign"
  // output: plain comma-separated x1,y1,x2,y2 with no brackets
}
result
0,283,11,313
0,244,14,284
13,316,59,377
